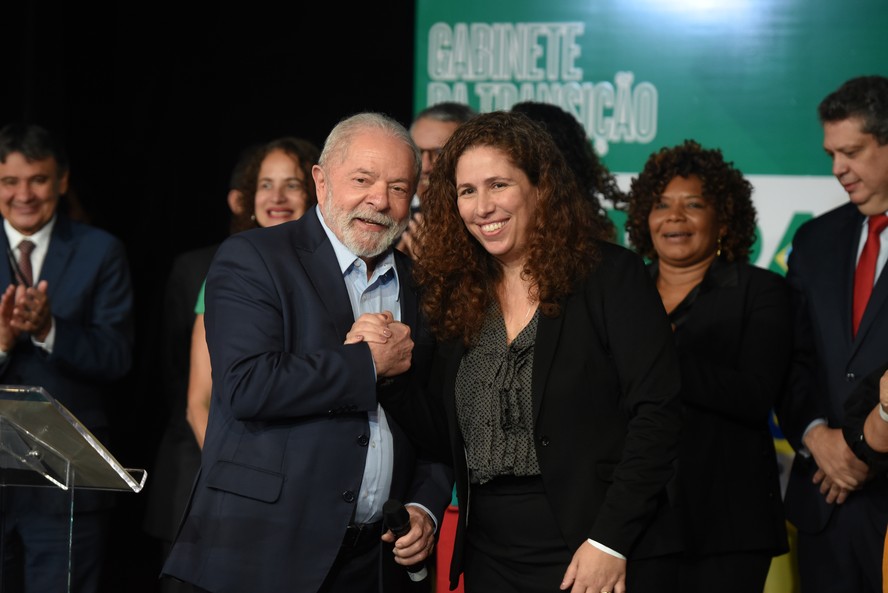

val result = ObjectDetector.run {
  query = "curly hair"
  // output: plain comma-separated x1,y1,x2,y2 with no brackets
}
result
414,111,604,345
511,101,622,240
230,136,320,233
620,139,757,263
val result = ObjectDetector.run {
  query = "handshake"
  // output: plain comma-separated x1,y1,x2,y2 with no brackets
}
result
345,311,413,378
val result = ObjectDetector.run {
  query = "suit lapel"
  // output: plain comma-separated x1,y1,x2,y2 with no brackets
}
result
39,215,75,300
531,306,564,425
441,340,467,451
818,205,863,352
843,210,863,340
294,209,356,339
394,252,416,329
0,215,74,296
856,229,888,346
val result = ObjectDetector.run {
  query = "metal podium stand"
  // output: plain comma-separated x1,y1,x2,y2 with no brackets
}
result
0,385,147,592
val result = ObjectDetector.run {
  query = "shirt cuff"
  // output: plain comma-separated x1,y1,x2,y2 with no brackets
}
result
799,418,828,456
586,538,626,560
30,318,55,354
405,502,438,533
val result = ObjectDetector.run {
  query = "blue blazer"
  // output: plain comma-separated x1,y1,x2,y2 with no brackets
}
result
162,207,453,593
781,202,888,534
0,211,134,510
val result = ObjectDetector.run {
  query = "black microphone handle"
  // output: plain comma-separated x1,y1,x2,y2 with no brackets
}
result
382,498,429,582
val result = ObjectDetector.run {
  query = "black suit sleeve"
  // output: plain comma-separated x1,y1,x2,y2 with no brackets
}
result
843,361,888,473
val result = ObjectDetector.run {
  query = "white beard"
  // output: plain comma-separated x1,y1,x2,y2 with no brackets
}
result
321,191,408,258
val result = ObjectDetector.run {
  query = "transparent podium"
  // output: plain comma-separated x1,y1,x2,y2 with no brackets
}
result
0,385,147,592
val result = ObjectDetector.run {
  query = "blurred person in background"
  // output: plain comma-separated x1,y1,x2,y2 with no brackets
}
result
396,102,476,259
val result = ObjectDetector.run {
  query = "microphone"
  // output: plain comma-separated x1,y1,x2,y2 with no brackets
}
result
382,498,429,582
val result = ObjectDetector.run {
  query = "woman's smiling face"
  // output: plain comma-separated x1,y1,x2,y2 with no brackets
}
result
648,174,723,267
456,145,539,266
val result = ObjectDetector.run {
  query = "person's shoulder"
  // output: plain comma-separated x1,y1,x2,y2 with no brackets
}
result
579,240,648,291
740,260,783,278
217,216,320,263
222,221,286,247
244,212,318,245
740,261,789,290
595,239,646,270
597,238,641,259
795,201,857,239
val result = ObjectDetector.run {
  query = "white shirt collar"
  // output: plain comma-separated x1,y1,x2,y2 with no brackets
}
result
4,215,57,250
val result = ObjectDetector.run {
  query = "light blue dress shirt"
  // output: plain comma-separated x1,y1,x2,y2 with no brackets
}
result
317,208,399,524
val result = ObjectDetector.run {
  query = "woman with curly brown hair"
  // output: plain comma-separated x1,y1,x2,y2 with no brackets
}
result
402,111,684,593
621,139,792,593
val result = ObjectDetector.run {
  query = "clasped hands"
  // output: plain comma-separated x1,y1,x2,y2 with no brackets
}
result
345,311,413,378
804,423,869,504
0,281,52,351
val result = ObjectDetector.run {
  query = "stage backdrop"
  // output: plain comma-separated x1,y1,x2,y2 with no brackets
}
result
413,2,888,592
413,0,887,274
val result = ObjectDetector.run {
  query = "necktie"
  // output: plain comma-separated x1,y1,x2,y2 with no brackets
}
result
17,239,35,287
852,214,888,337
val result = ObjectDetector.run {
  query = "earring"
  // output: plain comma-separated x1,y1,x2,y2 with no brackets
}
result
250,214,257,222
716,236,723,257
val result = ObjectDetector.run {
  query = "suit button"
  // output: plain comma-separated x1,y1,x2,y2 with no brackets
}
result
342,490,356,503
540,436,550,447
846,372,856,382
357,434,369,446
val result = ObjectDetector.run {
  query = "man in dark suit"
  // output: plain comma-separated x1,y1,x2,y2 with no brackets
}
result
0,123,134,592
780,75,888,593
161,112,453,593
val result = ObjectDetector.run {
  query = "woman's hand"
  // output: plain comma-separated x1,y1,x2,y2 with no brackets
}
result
560,541,626,593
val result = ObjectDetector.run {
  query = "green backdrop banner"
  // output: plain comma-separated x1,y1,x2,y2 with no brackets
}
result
413,0,888,272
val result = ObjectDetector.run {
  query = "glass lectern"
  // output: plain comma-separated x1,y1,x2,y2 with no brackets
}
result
0,385,147,592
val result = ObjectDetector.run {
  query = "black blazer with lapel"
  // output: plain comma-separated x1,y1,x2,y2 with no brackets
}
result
663,260,790,557
162,208,453,593
781,202,888,534
392,241,683,590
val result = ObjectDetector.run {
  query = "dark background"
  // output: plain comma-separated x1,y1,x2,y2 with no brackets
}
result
5,3,417,590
